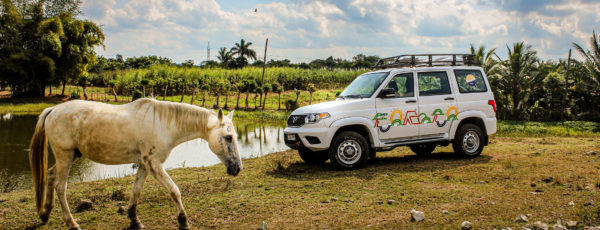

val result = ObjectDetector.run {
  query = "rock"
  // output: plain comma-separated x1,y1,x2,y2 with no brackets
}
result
516,214,529,223
584,199,594,206
552,224,567,230
532,221,548,230
387,199,395,205
531,183,537,187
461,221,473,230
568,201,575,207
75,199,93,213
565,221,578,228
344,199,354,203
442,210,449,214
321,200,330,204
542,177,554,183
330,197,338,202
111,189,126,201
586,151,598,155
117,205,126,214
535,189,544,193
410,209,425,222
257,221,267,230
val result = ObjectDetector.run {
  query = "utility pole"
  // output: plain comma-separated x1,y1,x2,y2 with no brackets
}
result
261,38,268,87
563,49,571,121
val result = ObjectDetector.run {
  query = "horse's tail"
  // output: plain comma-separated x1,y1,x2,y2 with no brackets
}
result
29,107,53,217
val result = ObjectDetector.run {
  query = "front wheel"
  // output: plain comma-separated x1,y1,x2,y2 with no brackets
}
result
298,147,328,164
409,143,436,156
453,123,485,157
329,131,370,169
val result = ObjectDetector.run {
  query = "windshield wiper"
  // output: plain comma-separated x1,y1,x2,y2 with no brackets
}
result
342,94,363,98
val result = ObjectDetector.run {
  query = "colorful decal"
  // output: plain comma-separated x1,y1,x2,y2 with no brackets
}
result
466,74,477,87
375,106,460,133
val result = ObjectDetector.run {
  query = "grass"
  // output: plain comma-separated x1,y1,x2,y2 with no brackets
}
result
0,136,599,229
497,120,600,137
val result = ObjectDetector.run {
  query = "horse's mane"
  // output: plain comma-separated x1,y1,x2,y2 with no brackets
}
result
132,98,215,133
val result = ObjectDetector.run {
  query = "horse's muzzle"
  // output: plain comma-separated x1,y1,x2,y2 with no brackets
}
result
226,161,241,176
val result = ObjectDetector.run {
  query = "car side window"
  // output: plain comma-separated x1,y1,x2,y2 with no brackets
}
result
454,69,488,93
418,71,451,96
386,73,414,97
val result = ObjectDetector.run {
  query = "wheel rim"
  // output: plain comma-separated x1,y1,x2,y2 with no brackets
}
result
462,130,480,154
337,139,362,165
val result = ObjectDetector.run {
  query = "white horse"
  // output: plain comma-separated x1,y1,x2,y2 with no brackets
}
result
29,98,242,230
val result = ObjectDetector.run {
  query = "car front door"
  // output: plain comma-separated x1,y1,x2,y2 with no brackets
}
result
416,71,458,137
375,72,419,141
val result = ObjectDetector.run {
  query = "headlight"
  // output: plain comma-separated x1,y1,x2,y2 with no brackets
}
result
306,113,330,124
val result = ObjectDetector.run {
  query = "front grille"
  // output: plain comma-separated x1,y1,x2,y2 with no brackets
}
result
287,115,306,127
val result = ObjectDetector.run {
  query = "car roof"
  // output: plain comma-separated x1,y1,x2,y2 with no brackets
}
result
365,66,484,75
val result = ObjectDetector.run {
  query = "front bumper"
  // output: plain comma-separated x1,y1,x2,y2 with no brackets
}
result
283,127,333,151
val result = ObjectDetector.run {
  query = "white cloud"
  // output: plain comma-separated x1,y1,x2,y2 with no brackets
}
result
81,0,600,63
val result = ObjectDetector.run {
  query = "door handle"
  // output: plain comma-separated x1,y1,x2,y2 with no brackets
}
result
444,97,455,101
406,100,417,103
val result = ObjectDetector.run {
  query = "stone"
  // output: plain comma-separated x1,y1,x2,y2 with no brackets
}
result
516,214,529,223
321,200,330,204
531,183,537,187
258,221,268,230
387,199,395,205
461,221,473,230
586,151,598,155
75,199,93,213
532,221,548,230
111,189,126,201
117,205,126,214
565,221,578,228
410,209,425,222
552,224,567,230
542,177,554,183
568,201,575,207
330,197,338,202
344,199,354,203
584,199,594,206
442,210,449,214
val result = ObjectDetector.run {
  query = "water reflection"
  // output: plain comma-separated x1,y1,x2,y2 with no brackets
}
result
0,114,288,189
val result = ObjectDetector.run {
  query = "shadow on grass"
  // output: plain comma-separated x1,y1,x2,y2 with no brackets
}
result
266,151,493,181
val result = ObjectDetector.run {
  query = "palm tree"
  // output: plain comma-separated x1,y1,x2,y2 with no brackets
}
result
492,42,539,116
231,39,257,60
470,44,498,76
572,31,600,88
217,47,233,65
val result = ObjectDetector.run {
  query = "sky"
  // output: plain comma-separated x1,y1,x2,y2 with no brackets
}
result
81,0,600,64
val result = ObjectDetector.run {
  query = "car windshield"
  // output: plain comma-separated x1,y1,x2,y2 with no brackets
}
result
339,72,389,98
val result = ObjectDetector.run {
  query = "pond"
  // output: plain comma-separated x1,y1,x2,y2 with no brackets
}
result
0,114,289,189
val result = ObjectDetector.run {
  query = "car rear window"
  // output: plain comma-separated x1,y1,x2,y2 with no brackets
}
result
454,70,487,93
418,71,452,96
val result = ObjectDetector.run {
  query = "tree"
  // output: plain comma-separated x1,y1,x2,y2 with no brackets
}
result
470,44,498,75
140,79,149,97
572,31,600,120
181,59,194,68
42,0,83,17
200,84,209,107
78,74,90,100
230,39,257,67
307,83,316,104
572,31,600,89
272,82,282,110
262,83,271,110
108,79,118,102
217,47,233,66
235,81,243,109
492,42,539,118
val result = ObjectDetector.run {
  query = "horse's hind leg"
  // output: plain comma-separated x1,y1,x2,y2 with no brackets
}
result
39,165,56,223
53,148,80,230
127,165,148,230
147,161,189,230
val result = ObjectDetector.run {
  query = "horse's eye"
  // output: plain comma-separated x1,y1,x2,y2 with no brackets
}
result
224,135,232,142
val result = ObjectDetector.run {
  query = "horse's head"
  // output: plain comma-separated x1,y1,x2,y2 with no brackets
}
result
207,109,242,176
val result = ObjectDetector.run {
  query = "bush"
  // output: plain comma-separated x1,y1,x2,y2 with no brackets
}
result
70,91,80,99
284,99,298,111
132,90,143,101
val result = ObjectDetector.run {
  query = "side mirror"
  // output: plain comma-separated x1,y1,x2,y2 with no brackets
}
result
379,88,396,98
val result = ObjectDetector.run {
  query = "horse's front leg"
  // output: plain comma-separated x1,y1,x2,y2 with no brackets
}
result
127,165,148,229
147,160,189,230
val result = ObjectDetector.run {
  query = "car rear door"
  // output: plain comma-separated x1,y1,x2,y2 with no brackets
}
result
375,72,419,140
416,70,458,137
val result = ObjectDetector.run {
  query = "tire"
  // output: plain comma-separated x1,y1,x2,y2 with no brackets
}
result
298,147,328,164
328,131,370,169
453,123,485,157
409,143,436,156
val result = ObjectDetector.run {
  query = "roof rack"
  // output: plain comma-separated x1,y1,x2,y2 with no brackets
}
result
372,54,476,69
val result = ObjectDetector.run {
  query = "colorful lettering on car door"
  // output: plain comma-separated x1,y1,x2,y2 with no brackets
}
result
373,106,459,132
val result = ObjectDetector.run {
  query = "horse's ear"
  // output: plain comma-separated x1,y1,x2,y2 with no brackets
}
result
218,109,224,122
227,110,234,120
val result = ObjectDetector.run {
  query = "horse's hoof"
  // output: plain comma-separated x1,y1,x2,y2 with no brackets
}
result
178,226,190,230
39,214,49,223
127,222,145,230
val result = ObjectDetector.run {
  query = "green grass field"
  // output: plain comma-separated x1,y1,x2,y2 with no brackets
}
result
0,136,599,229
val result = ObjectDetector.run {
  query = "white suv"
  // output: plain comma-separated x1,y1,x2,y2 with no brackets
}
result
284,54,497,169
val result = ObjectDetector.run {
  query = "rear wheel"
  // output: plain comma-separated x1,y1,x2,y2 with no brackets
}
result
298,147,328,164
409,143,436,156
329,131,370,169
453,123,484,157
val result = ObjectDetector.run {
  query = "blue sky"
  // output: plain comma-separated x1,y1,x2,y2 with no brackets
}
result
81,0,600,64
